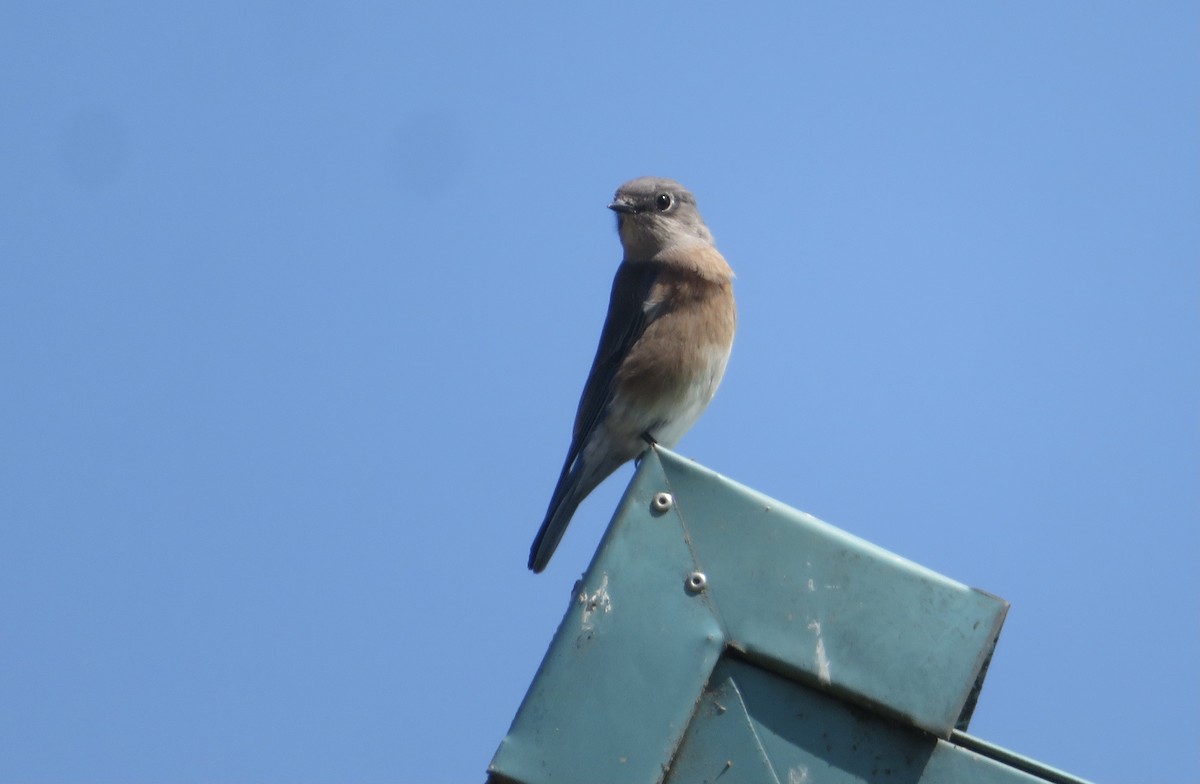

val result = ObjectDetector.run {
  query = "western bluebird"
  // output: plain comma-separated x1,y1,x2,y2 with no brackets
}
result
529,177,736,573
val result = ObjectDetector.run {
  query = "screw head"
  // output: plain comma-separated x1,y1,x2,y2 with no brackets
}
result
651,492,674,514
686,571,707,593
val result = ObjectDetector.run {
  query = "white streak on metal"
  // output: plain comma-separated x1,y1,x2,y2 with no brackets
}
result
579,573,612,631
808,620,832,684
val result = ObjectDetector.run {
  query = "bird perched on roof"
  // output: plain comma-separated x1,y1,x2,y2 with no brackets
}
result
529,177,736,573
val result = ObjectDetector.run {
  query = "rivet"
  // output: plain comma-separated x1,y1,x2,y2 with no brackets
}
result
686,571,707,593
651,492,674,513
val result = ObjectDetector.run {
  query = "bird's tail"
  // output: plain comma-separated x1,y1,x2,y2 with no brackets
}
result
528,457,591,573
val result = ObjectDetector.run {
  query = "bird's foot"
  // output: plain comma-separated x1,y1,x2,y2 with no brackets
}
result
633,431,658,467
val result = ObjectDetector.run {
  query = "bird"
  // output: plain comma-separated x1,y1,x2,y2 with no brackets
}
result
528,177,736,573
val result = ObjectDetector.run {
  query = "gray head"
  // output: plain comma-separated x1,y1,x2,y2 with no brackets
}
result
608,177,714,260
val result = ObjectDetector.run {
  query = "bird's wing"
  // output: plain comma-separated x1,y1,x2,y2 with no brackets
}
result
528,262,664,573
568,261,662,459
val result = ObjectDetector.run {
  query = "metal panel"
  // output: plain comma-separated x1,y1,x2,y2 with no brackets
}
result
665,657,1068,784
491,451,725,783
489,447,1085,784
661,664,779,784
653,447,1007,736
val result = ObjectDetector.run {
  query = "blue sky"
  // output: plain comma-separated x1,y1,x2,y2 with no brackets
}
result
2,3,1197,782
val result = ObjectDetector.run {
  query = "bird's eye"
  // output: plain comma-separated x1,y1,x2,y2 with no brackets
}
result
655,192,674,211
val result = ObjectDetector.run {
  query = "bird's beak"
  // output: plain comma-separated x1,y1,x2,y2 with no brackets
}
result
607,199,638,214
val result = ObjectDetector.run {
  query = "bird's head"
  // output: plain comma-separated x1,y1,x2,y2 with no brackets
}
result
608,177,714,260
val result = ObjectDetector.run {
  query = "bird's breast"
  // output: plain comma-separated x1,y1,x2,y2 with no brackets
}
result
610,269,735,445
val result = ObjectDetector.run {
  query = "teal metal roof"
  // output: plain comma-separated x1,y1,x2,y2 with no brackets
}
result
489,446,1091,784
